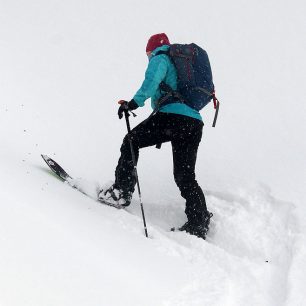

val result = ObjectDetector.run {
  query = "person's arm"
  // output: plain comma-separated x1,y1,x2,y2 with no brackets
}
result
133,55,168,107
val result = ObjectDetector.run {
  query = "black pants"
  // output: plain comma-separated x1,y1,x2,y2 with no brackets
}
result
115,112,207,225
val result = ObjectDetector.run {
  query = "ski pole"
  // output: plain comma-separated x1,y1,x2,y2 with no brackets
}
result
123,110,148,238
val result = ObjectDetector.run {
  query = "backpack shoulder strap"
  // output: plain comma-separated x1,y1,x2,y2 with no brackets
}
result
155,49,170,56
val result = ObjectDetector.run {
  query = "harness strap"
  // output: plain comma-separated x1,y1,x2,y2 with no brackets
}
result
159,82,185,103
193,86,213,97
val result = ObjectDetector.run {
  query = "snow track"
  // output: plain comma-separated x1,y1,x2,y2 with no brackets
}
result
131,186,296,306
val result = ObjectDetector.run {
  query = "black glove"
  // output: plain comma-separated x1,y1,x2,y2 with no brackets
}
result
117,99,139,119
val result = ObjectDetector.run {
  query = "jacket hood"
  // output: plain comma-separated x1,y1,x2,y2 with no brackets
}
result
150,45,170,58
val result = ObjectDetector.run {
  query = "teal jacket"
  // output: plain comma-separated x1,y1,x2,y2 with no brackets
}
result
133,45,202,121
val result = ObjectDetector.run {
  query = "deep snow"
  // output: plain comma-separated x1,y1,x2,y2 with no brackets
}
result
1,0,306,305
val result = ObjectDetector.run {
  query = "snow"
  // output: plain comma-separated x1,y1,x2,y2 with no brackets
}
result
1,0,306,305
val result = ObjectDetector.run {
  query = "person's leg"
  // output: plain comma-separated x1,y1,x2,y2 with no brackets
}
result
115,113,172,194
171,117,208,225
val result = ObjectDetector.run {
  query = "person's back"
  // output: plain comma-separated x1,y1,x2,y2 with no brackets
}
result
98,33,213,239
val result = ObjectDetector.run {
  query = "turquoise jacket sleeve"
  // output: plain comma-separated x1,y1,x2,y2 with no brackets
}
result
133,55,168,106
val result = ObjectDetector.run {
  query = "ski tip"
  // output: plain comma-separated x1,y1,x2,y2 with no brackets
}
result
41,154,56,169
41,154,72,181
41,154,49,161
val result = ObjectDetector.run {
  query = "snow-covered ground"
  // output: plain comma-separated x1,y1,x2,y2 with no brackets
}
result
1,1,306,305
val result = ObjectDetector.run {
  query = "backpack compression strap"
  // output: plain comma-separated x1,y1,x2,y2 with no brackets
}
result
165,84,220,127
211,91,220,127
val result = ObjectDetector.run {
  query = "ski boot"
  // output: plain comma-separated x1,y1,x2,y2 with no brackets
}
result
98,183,132,208
173,212,213,240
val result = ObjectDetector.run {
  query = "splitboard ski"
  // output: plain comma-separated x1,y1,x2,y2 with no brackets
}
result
41,154,124,209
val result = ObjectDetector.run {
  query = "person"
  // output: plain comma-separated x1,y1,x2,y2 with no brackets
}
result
98,33,213,239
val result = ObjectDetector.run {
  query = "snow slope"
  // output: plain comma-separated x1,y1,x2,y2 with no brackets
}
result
1,0,306,305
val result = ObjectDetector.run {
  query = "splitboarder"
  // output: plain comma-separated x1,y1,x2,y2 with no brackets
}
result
98,33,215,239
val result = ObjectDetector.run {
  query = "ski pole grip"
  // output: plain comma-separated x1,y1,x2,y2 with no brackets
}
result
118,99,127,105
